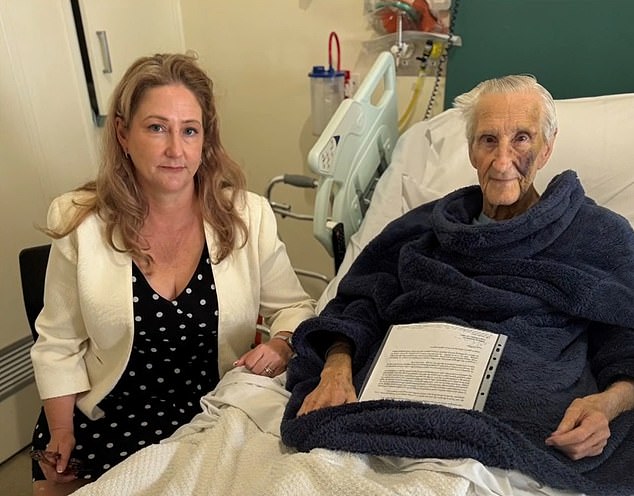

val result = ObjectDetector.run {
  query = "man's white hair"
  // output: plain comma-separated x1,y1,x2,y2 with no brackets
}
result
453,75,558,146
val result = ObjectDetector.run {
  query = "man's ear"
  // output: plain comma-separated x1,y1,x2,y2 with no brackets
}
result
538,129,558,170
468,143,477,169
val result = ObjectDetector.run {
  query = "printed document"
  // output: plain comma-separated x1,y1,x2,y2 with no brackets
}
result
359,322,506,411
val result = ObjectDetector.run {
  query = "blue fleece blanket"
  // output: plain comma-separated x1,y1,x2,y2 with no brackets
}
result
282,171,634,496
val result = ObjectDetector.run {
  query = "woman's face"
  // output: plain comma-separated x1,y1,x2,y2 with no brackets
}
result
116,84,204,199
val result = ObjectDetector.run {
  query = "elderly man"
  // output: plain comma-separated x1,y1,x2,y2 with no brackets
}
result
281,75,634,496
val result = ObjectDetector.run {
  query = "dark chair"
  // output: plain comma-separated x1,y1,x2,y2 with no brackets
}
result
18,244,51,341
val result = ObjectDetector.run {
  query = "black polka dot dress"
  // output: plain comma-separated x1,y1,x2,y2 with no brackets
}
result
32,244,219,481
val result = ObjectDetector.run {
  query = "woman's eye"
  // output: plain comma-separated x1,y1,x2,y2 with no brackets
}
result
148,124,163,132
184,127,199,137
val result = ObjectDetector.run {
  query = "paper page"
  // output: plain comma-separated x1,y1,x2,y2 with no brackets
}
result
358,322,506,410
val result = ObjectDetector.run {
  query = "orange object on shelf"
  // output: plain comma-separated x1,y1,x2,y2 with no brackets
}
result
378,0,443,34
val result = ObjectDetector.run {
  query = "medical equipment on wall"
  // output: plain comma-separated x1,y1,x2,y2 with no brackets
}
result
422,0,461,119
397,38,444,132
308,32,348,136
363,0,462,129
363,0,459,72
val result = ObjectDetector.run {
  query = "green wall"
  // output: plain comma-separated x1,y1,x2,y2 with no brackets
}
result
445,0,634,107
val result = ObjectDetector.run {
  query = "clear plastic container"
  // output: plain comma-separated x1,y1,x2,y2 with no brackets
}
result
308,66,345,136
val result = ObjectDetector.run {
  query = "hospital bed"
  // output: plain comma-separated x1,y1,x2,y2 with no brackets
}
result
73,53,634,495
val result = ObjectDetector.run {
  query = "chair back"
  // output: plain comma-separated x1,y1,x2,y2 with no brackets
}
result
18,244,51,341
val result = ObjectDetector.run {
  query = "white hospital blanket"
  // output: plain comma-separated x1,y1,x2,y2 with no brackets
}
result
73,368,584,496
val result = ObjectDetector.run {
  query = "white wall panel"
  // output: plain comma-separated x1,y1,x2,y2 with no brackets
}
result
0,0,184,461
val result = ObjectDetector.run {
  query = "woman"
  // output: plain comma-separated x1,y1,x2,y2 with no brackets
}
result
30,52,315,495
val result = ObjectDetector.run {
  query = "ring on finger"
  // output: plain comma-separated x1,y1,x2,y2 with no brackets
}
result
264,366,274,376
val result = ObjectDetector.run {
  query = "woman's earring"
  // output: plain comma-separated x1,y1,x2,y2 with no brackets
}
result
125,151,131,160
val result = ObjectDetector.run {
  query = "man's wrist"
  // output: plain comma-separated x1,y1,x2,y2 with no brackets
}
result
605,379,634,418
325,340,352,359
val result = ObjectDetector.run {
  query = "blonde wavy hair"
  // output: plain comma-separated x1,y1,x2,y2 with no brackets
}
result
48,53,247,266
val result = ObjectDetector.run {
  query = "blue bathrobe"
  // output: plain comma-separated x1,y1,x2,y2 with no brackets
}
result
282,171,634,496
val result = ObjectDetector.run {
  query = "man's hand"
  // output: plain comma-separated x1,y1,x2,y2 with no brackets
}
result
545,395,610,460
546,379,634,460
298,343,356,415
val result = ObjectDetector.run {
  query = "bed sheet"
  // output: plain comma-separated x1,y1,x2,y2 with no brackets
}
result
73,368,583,496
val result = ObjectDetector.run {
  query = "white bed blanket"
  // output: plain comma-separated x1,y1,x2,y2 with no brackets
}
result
73,368,584,496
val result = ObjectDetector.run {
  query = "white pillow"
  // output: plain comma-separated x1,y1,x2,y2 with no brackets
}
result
317,93,634,310
544,93,634,224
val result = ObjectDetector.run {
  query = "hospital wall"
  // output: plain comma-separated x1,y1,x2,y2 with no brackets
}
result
0,0,103,462
0,0,440,461
179,0,445,297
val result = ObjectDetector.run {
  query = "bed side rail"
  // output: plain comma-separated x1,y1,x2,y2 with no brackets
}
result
308,51,399,260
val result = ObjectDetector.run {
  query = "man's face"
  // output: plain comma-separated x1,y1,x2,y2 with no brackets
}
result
469,91,554,219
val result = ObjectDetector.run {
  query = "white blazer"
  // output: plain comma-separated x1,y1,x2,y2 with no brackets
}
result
30,190,315,420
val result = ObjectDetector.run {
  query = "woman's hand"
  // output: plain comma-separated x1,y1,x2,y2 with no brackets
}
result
234,331,294,377
298,342,357,416
39,394,78,481
545,379,634,460
38,428,78,482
